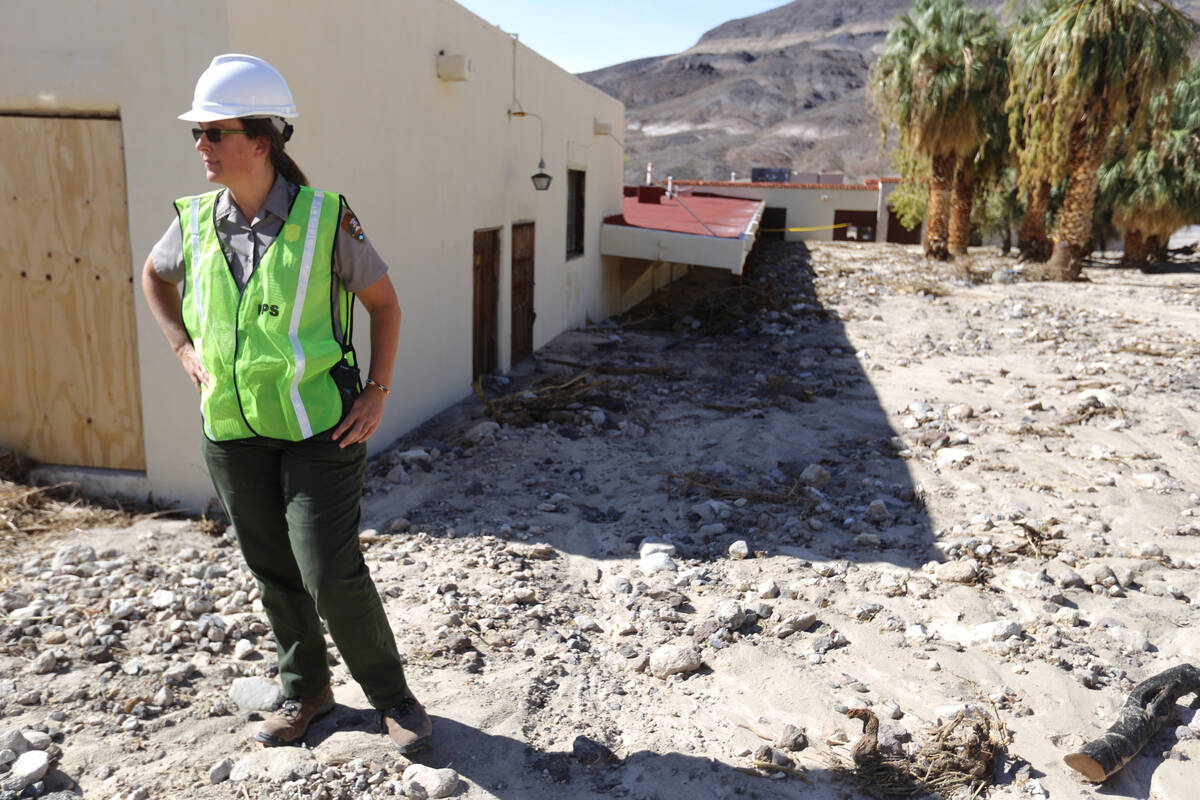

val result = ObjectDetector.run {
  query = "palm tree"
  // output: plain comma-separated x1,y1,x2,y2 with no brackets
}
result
1098,62,1200,269
1006,1,1060,261
948,41,1010,257
1008,0,1195,280
871,0,1006,260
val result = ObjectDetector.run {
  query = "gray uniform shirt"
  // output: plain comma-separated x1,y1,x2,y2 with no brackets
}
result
150,173,388,295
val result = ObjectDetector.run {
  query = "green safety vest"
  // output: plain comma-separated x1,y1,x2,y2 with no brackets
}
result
177,186,356,441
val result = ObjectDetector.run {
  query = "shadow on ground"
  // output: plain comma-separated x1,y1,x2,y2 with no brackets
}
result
419,716,854,800
375,240,938,570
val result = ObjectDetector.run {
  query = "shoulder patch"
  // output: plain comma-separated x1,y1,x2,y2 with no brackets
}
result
341,212,365,242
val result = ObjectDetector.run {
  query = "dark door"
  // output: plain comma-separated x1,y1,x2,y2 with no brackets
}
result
473,229,499,378
761,207,786,240
886,205,922,244
832,209,878,242
511,222,536,364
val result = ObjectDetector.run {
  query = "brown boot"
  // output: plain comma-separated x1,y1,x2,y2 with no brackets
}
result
256,685,335,746
380,691,432,754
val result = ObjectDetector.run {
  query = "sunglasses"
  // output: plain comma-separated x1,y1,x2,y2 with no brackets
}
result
191,127,250,143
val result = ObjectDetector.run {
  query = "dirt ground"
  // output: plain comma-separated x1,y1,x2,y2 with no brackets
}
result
1,239,1198,800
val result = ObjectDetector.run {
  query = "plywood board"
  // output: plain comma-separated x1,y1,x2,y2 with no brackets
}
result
511,222,535,363
0,116,146,470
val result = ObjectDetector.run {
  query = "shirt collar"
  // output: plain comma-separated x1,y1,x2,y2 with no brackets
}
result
214,173,297,226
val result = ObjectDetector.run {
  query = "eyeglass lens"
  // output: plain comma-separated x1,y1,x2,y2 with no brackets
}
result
191,128,247,143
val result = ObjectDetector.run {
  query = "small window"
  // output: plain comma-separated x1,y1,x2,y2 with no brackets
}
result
566,169,585,258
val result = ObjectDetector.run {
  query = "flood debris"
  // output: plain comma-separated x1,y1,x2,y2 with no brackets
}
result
1064,663,1200,782
830,706,1008,798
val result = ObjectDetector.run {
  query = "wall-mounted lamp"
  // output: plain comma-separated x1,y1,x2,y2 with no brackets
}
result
510,110,552,191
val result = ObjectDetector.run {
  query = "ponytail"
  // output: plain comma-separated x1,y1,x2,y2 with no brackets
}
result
243,117,309,186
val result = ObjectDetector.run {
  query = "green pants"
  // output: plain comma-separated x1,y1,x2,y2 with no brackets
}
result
202,430,408,709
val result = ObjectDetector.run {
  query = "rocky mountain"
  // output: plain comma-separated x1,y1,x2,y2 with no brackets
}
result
580,0,1200,184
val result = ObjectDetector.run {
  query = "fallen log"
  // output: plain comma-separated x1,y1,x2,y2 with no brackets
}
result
1064,663,1200,782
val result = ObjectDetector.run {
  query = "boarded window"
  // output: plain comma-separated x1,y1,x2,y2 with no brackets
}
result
472,229,499,378
511,223,536,364
566,169,585,257
0,115,145,470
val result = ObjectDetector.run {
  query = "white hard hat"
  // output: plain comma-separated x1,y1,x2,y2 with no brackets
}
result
178,54,299,122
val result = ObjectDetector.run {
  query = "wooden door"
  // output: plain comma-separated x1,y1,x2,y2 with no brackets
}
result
0,116,146,470
472,229,499,378
511,222,535,364
832,209,878,242
761,207,786,240
886,205,922,244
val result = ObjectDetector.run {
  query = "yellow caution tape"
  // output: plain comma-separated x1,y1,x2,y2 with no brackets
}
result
759,223,850,233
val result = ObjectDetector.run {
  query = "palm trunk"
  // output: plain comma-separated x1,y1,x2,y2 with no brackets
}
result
1121,229,1150,269
924,153,954,260
1148,235,1168,264
1018,181,1052,262
948,159,975,257
1045,116,1111,281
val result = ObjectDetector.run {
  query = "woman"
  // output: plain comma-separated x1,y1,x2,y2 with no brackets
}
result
141,53,431,753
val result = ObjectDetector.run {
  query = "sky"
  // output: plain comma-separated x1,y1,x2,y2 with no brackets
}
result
454,0,788,74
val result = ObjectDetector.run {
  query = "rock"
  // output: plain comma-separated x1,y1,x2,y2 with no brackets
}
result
465,420,500,444
30,652,56,675
935,561,978,584
757,579,780,599
773,614,817,638
947,404,974,420
714,600,746,630
0,731,30,756
150,589,178,609
229,748,318,782
229,677,284,712
728,540,750,560
401,764,461,799
776,724,808,751
386,463,412,484
162,662,195,686
800,464,830,487
1078,563,1116,588
648,645,702,679
209,758,234,784
109,598,139,620
638,540,676,558
639,552,676,574
936,447,973,467
51,544,96,570
20,731,50,751
233,639,257,660
968,620,1022,646
1,750,49,793
1104,626,1151,653
398,449,432,470
697,522,727,538
571,734,617,765
864,500,892,524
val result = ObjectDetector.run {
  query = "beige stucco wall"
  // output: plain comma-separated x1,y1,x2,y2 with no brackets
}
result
3,0,624,510
677,185,880,242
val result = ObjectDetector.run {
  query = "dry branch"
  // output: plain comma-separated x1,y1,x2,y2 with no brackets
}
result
665,472,809,505
540,357,676,377
474,370,612,427
1064,663,1200,782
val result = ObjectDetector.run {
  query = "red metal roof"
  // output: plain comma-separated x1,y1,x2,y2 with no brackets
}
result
606,192,763,238
674,180,879,191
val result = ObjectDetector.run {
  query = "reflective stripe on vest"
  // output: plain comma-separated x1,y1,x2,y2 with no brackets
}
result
177,186,352,442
